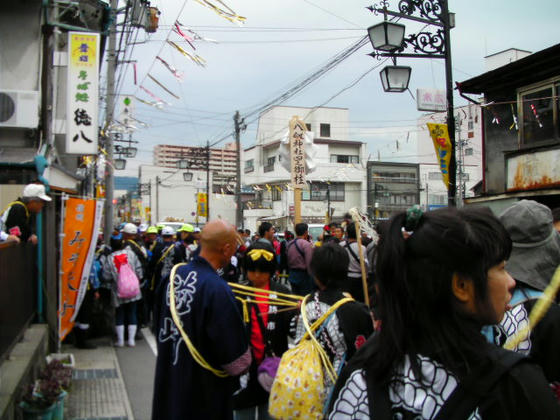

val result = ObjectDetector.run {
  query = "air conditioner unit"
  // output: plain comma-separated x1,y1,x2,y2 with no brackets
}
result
0,90,40,128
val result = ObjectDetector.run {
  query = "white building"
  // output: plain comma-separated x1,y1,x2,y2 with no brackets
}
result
417,104,483,209
242,106,368,232
138,165,236,225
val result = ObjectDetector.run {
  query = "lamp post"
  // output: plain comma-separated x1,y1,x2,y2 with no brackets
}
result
367,0,456,206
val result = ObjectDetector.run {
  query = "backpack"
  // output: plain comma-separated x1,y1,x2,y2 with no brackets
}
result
269,295,353,419
114,253,140,299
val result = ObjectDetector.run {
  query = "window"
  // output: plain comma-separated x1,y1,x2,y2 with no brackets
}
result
244,159,254,173
519,80,560,145
428,194,447,205
428,171,442,180
330,154,359,164
306,123,312,131
264,156,275,173
464,148,473,156
320,123,331,138
302,182,344,201
271,185,282,201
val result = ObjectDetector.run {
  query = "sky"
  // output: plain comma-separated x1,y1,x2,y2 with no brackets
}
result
108,0,560,176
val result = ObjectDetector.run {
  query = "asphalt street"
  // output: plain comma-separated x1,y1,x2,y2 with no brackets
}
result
115,327,157,420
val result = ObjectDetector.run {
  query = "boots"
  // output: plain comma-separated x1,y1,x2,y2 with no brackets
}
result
75,326,97,349
115,325,125,347
127,325,137,347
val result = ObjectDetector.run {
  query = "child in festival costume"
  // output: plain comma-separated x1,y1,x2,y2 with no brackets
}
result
233,242,291,420
328,206,560,419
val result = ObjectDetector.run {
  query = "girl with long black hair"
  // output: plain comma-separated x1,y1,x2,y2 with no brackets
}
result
328,206,560,419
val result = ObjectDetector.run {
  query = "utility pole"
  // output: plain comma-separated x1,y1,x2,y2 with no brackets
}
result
234,111,246,229
205,140,210,221
103,0,118,244
155,176,160,223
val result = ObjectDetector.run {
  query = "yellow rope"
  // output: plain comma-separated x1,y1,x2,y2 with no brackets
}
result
229,282,304,301
504,265,560,350
235,297,250,323
169,263,228,377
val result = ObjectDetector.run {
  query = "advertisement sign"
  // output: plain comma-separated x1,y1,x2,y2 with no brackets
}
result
197,192,208,218
289,116,306,188
417,88,446,112
427,123,452,189
59,198,103,340
66,32,100,154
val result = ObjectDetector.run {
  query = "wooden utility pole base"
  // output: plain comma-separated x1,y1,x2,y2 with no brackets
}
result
294,188,302,225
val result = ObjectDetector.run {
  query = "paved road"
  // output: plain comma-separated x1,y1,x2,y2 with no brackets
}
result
116,328,157,420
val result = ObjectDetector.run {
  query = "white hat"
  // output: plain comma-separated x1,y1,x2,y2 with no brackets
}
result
162,226,175,236
138,223,148,233
23,184,51,202
194,227,201,233
122,223,138,234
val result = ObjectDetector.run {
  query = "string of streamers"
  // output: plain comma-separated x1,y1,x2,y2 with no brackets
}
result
177,22,219,43
348,207,379,245
193,0,246,25
135,96,164,109
173,22,196,49
509,104,518,131
139,86,171,105
504,265,560,350
530,104,543,128
167,41,207,67
148,74,181,100
156,56,185,81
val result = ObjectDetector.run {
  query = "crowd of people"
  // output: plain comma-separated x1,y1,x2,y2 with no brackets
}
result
3,184,560,419
147,202,560,419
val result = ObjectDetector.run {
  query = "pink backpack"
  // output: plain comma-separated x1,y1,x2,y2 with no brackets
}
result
114,253,140,299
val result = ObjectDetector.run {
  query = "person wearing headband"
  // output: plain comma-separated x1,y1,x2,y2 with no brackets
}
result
233,242,291,420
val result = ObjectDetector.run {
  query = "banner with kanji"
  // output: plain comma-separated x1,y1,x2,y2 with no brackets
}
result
197,192,208,218
59,198,103,341
289,116,306,188
427,123,452,189
66,31,99,154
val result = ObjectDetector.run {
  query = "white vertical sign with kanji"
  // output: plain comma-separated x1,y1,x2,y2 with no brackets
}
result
66,32,99,154
289,116,306,188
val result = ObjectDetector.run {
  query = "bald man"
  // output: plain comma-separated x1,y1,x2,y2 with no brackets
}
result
152,220,251,420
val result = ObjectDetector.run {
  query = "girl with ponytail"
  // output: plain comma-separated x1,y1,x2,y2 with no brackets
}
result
328,206,559,419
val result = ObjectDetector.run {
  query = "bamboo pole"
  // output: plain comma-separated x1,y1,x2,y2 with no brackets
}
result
354,217,370,307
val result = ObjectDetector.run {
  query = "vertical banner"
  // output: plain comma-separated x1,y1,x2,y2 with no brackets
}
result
427,123,452,189
197,192,208,218
289,116,306,188
66,31,100,154
59,198,103,340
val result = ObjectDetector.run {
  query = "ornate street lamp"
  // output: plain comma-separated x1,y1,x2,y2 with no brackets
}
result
367,21,406,51
366,0,457,206
183,172,193,181
380,65,412,92
114,158,126,170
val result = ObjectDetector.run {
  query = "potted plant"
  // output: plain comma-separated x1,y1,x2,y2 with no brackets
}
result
19,360,72,420
19,380,59,420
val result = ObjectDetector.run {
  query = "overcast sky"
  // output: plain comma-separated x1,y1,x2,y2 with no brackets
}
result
110,0,559,176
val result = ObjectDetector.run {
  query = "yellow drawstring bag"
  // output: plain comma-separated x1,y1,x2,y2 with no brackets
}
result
268,295,353,419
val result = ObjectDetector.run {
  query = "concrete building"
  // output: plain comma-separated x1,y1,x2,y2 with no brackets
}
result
138,165,236,225
367,161,420,223
153,143,238,189
416,104,484,209
242,106,368,232
458,43,560,213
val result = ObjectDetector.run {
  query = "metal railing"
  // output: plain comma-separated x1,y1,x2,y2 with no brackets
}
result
263,163,275,173
0,242,37,363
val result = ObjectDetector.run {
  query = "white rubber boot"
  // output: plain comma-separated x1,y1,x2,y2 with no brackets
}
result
115,325,125,347
127,325,137,347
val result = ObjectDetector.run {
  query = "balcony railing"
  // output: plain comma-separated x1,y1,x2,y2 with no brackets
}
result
263,163,275,173
244,166,254,173
372,176,417,184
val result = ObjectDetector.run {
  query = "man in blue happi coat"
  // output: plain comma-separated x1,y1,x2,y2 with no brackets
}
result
152,219,251,419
